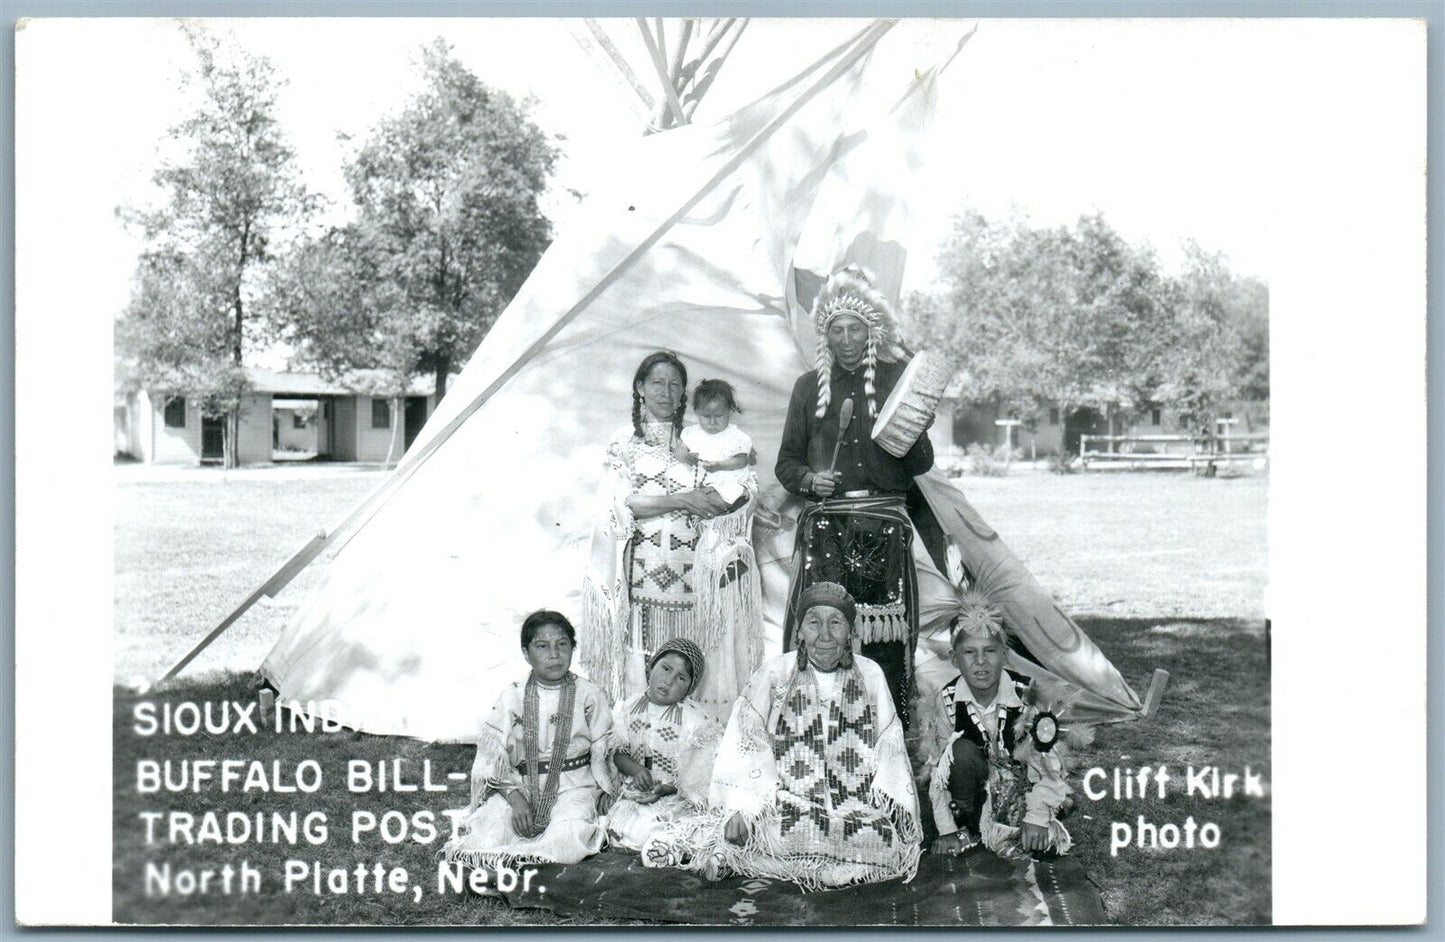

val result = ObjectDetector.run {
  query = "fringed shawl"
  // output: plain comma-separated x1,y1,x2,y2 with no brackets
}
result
707,652,922,889
582,424,705,697
581,428,640,699
608,694,724,807
692,498,764,681
582,423,764,703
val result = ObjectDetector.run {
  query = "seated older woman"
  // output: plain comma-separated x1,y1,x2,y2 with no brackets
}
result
642,583,922,890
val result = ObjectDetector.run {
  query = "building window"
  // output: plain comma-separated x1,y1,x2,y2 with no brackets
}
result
163,396,186,428
1151,408,1161,426
1048,407,1060,426
371,398,391,429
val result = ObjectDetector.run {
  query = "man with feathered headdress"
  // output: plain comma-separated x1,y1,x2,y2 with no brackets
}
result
775,264,943,728
919,587,1077,859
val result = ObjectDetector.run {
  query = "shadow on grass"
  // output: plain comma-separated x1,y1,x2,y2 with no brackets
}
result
1066,615,1270,926
113,615,1268,927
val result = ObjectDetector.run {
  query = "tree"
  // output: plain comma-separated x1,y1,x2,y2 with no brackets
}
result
1159,243,1269,419
115,248,248,411
321,39,557,403
906,211,1266,440
908,211,1171,430
1229,275,1269,401
263,226,417,463
115,24,310,467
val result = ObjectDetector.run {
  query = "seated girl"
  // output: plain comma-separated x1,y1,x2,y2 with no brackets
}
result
443,610,614,869
606,638,724,852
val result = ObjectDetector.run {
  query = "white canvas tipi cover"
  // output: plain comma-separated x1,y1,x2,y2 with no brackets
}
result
260,24,1142,741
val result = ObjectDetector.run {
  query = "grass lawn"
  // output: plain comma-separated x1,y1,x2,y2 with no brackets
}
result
114,465,1268,925
114,466,383,685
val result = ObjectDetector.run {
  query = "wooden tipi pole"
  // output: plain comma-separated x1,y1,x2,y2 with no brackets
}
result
154,20,895,687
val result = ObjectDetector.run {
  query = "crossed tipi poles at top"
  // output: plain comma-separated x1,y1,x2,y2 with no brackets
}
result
154,20,899,688
568,18,751,135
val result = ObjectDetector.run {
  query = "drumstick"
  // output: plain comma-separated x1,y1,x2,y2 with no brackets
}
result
827,397,855,477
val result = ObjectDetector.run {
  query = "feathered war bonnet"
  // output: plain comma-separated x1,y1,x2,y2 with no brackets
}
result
810,264,904,419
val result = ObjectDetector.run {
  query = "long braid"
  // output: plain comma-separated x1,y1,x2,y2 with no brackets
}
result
631,391,644,440
810,264,903,421
863,330,879,418
672,393,687,440
813,341,833,419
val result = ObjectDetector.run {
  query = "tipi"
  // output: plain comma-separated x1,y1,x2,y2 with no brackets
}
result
566,18,751,135
168,21,1155,742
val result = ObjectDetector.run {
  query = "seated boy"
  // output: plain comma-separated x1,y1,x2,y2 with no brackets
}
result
923,589,1072,858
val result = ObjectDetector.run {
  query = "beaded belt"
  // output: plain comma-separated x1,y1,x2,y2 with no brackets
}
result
515,753,590,776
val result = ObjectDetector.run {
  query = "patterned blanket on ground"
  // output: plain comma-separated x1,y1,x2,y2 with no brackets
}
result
500,847,1105,926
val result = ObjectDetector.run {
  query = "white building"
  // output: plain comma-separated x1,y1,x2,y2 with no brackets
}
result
115,368,446,466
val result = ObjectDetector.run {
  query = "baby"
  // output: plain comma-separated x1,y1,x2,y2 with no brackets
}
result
607,638,724,852
675,379,755,506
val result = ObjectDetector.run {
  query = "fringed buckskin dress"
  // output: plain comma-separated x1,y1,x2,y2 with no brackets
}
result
442,673,614,869
605,692,724,852
582,419,762,723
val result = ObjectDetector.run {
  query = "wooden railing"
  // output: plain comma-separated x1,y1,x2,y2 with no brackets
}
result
1079,431,1268,471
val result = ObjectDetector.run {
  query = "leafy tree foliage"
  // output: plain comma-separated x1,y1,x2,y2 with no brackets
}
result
906,212,1267,432
263,227,417,462
1225,271,1269,401
272,40,557,405
116,24,310,466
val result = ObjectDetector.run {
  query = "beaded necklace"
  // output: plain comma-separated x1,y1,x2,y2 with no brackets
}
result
523,672,577,831
640,418,674,448
961,695,1011,758
640,419,703,489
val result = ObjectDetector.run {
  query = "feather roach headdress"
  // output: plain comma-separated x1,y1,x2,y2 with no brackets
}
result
948,585,1007,646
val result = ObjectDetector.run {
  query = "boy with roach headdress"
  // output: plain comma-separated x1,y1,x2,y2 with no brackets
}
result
920,587,1085,860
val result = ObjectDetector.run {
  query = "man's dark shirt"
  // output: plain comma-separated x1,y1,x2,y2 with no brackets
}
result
775,358,934,497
